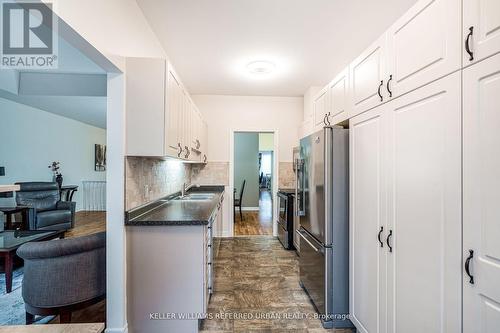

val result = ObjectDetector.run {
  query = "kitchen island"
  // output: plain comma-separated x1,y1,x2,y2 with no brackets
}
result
125,185,224,333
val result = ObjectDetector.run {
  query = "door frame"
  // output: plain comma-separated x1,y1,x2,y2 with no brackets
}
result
229,128,279,237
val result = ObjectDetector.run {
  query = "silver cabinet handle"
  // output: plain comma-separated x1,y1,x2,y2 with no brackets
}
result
184,146,190,158
177,143,182,157
296,229,319,252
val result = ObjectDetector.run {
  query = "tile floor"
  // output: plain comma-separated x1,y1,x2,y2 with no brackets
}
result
201,236,354,332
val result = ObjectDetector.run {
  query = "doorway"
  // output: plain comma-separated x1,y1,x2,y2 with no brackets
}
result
230,131,278,236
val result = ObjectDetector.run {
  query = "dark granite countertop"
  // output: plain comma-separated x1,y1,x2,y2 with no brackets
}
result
125,185,225,226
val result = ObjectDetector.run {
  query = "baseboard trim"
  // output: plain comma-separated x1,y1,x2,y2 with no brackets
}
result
241,207,259,211
105,324,128,333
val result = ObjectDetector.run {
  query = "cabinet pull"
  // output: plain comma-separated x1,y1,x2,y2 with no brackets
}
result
386,229,393,252
377,226,384,248
465,249,474,284
323,112,331,126
386,75,393,97
203,154,207,163
465,26,474,61
177,143,182,157
377,80,384,102
184,146,190,158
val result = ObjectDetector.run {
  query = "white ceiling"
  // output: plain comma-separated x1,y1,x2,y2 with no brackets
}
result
0,20,109,128
137,0,419,97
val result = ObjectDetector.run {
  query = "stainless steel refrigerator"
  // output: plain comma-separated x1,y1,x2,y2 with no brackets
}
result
296,126,352,329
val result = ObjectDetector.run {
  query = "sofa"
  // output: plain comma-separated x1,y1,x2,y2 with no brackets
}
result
17,232,106,324
15,182,75,231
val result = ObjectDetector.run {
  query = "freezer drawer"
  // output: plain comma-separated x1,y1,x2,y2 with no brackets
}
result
298,228,328,315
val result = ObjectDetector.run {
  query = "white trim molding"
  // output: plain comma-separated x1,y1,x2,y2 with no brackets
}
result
229,128,279,237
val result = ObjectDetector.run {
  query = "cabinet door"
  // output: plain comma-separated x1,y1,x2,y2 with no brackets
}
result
313,86,329,128
165,67,182,158
327,67,350,125
463,53,500,333
386,0,461,98
126,57,166,156
385,72,461,333
463,0,500,66
350,106,386,333
350,34,387,117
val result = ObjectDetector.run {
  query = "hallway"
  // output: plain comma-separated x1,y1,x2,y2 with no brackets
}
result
234,190,273,236
201,236,353,332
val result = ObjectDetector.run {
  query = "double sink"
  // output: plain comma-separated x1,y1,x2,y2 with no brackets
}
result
174,193,216,201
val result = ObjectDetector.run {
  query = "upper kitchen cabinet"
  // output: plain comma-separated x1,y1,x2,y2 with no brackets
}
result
327,66,350,125
126,57,207,161
349,34,387,117
386,0,461,98
463,0,500,66
126,57,167,157
165,64,183,158
313,85,329,129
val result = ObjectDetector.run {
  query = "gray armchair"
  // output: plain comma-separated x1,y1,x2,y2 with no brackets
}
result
15,182,75,231
17,232,106,324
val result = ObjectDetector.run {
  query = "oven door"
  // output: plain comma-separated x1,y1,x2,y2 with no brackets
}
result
277,218,289,249
277,192,288,223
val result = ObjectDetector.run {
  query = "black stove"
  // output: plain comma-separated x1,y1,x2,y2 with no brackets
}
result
277,188,295,250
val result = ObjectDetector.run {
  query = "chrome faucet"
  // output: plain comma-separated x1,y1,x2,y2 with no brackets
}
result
181,183,201,198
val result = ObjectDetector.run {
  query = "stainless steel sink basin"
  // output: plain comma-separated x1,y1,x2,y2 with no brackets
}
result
175,193,215,201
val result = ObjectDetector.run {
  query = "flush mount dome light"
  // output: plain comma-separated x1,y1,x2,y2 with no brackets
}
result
246,61,276,74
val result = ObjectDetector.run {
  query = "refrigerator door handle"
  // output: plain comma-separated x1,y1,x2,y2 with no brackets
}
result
297,229,320,253
296,159,306,216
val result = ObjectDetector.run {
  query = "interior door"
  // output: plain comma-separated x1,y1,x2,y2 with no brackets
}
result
349,106,386,333
328,66,350,125
463,0,500,66
385,72,461,333
463,53,500,333
350,34,387,118
386,0,461,98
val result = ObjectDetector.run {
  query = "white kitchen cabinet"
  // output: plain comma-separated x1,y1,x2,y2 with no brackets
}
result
200,120,208,163
127,57,207,161
350,72,462,333
349,105,386,333
165,65,183,158
463,0,500,66
386,0,461,99
126,58,166,156
313,85,329,129
463,53,500,333
349,34,387,117
385,72,462,333
327,66,350,125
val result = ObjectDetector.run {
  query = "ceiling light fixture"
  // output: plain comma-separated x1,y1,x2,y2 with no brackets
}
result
246,61,276,74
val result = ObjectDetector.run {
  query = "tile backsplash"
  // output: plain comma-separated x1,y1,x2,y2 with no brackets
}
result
125,158,295,211
278,162,296,189
191,161,229,186
125,157,192,210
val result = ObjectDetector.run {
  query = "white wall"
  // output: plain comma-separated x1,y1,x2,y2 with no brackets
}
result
192,95,303,163
0,98,106,211
48,2,167,332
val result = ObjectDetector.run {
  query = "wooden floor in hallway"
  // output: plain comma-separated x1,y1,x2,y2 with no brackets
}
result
234,190,273,236
201,236,354,332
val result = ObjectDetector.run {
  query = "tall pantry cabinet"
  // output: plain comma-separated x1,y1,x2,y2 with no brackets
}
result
463,52,500,333
350,72,462,333
347,0,500,332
